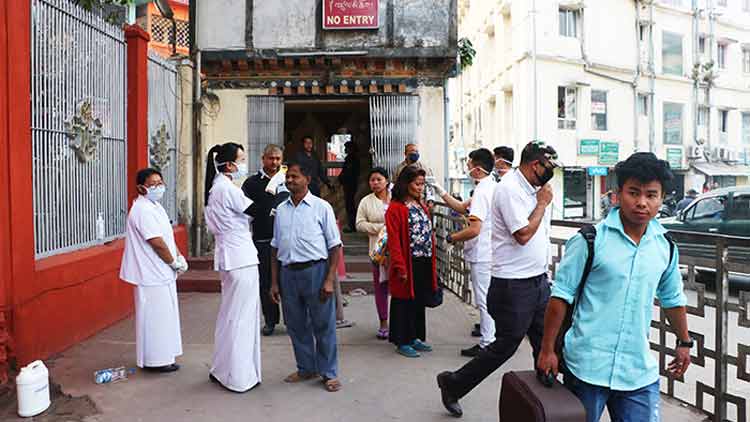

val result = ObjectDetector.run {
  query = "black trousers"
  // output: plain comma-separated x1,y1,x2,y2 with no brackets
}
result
343,185,357,230
256,241,280,326
446,274,550,399
389,257,431,346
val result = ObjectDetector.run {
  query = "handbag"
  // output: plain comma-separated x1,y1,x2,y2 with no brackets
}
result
369,226,388,265
424,283,443,308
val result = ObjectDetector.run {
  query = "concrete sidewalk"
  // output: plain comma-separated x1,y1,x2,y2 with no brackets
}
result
12,292,705,422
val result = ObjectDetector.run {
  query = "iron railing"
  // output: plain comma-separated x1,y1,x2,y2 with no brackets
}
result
433,204,750,422
31,0,128,258
369,95,419,178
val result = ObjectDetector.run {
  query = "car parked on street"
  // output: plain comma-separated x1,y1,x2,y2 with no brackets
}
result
659,186,750,237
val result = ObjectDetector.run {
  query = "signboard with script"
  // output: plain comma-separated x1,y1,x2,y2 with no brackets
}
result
587,166,609,177
666,147,683,169
598,141,619,165
579,139,600,155
323,0,379,30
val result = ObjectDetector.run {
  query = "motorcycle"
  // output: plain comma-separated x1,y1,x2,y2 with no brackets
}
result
658,192,678,218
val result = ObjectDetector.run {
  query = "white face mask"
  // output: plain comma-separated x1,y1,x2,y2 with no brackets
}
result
231,161,248,180
467,166,489,180
144,185,166,202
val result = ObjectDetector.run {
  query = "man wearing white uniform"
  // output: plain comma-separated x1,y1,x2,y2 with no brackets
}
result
204,142,262,393
430,148,497,357
120,168,187,373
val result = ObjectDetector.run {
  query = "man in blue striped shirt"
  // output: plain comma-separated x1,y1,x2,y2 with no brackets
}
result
537,153,691,422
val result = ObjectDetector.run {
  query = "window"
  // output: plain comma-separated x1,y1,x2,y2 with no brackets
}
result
699,36,706,55
720,109,729,133
558,86,577,130
698,106,709,126
744,0,750,11
639,25,648,42
638,94,649,116
663,102,683,145
730,193,750,220
662,32,683,75
687,196,726,223
559,9,579,38
743,49,750,73
718,43,727,69
661,0,683,6
717,0,728,6
591,90,608,130
743,112,750,144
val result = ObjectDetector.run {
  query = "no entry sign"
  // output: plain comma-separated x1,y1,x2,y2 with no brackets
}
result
323,0,379,30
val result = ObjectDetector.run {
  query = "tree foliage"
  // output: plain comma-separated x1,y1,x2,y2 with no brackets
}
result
74,0,133,24
458,37,476,71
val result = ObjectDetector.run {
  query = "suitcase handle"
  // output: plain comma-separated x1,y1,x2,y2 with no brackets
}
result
536,370,556,388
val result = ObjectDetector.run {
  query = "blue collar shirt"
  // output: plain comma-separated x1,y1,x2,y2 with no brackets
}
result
551,209,687,391
271,191,342,266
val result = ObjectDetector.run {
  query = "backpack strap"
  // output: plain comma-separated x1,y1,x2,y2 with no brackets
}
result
663,232,676,269
577,224,597,302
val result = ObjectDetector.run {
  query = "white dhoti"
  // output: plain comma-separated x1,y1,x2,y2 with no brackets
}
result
134,282,183,368
210,265,262,392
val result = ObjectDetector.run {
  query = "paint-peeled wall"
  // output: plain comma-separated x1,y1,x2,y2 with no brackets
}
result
416,85,446,185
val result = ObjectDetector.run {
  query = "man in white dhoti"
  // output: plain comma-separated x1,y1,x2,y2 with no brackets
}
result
204,142,262,393
120,168,187,373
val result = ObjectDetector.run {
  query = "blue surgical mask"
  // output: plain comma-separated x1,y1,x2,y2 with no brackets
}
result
231,161,248,181
145,185,166,202
408,152,420,162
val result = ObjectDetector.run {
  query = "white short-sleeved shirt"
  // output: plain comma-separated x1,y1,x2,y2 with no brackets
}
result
120,196,178,286
491,169,551,279
463,176,496,263
205,174,259,271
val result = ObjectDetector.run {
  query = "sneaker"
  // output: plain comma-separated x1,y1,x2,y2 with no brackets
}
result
460,344,484,357
396,345,421,358
412,339,433,352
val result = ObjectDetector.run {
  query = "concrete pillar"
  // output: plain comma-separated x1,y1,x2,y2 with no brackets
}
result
125,25,151,204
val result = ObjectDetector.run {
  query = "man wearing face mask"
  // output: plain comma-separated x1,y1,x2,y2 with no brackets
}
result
120,168,187,374
493,146,514,182
436,141,561,418
393,143,435,203
430,148,498,358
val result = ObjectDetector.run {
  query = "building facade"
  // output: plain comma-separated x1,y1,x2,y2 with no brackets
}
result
450,0,750,219
194,0,457,247
136,0,190,58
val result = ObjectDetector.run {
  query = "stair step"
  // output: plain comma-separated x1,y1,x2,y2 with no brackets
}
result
177,270,220,293
187,256,214,271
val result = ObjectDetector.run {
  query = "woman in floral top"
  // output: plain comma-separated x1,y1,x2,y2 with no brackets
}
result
385,165,438,358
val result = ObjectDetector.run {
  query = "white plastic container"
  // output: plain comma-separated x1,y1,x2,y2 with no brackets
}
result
16,360,51,417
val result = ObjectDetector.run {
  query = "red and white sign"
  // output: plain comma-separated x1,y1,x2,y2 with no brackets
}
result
323,0,379,30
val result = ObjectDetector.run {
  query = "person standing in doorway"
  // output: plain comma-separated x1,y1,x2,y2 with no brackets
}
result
270,162,343,393
120,168,187,374
436,141,561,417
356,167,392,340
242,144,289,336
537,152,690,422
339,141,360,233
293,135,333,197
492,146,514,182
430,148,497,357
204,142,262,393
393,143,435,203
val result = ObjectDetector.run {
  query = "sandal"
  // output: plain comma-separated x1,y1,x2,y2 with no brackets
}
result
376,328,389,340
284,371,318,383
323,377,342,392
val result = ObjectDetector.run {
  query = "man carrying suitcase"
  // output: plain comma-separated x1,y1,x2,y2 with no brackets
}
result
537,152,692,422
436,141,560,417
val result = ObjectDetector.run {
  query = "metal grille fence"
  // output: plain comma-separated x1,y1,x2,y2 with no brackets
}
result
149,15,189,49
247,96,284,175
147,52,178,223
369,95,419,178
31,0,127,258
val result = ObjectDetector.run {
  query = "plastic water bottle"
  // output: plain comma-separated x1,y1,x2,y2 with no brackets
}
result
95,212,105,241
94,367,135,384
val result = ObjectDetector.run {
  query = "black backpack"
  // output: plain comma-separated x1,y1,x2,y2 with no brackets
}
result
554,224,675,372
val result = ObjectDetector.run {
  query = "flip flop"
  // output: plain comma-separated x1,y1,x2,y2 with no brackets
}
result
284,371,318,383
323,377,342,392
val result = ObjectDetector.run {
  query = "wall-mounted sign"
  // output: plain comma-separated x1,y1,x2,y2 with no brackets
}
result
666,147,683,169
323,0,379,30
579,139,600,155
587,166,609,177
598,141,619,165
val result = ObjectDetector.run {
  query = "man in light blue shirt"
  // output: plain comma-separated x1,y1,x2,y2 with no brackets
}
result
537,153,692,422
270,161,343,392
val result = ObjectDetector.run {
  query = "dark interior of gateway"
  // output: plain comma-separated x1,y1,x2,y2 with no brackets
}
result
282,98,373,227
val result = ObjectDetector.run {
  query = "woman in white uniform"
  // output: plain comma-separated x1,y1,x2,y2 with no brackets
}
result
204,142,262,393
120,168,187,373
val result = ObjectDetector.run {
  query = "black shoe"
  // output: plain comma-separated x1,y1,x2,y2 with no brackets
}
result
471,324,481,337
460,344,484,357
262,324,275,336
144,363,180,373
437,371,463,418
209,373,220,383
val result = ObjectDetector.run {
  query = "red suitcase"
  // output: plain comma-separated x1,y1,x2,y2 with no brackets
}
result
499,370,586,422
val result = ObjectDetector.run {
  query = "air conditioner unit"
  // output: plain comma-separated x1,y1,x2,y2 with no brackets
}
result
725,150,739,163
718,147,735,162
687,145,704,159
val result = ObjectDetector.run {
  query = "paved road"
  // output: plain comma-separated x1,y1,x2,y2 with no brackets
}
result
28,292,705,422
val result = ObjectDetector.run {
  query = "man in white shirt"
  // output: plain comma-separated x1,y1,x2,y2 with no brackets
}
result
431,148,497,357
436,141,561,417
120,168,188,373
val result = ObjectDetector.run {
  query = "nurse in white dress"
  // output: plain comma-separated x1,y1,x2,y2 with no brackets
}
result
120,168,188,373
204,142,262,393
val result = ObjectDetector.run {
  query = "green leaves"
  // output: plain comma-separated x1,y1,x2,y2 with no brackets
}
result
73,0,133,24
457,37,476,71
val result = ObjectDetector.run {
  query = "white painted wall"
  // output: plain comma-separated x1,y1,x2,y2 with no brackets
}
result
416,86,447,185
196,0,246,51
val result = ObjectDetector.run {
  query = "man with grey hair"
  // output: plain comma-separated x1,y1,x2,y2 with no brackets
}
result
242,144,289,336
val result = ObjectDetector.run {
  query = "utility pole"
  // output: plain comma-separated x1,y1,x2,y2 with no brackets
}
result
706,0,714,160
692,0,699,150
531,0,538,140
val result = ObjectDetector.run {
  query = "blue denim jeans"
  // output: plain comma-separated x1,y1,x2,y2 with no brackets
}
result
564,372,660,422
280,261,338,379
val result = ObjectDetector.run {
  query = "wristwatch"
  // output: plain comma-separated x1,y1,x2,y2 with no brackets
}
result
676,338,694,349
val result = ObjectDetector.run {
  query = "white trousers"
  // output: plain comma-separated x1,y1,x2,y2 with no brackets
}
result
210,265,262,392
134,282,183,368
470,261,495,348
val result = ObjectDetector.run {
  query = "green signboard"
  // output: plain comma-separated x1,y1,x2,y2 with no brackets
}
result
598,141,619,165
666,148,683,169
579,139,600,155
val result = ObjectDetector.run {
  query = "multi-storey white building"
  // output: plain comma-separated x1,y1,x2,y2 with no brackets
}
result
449,0,750,219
